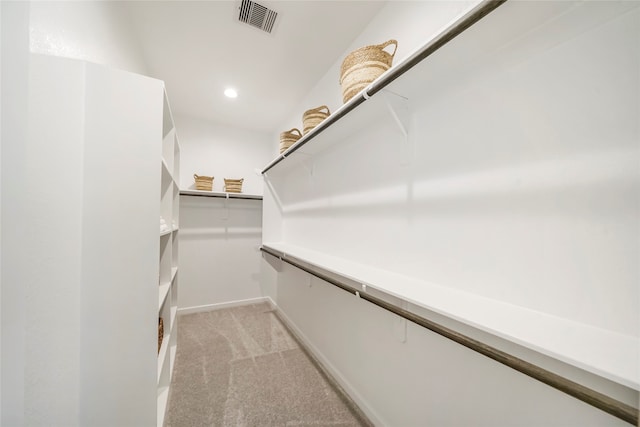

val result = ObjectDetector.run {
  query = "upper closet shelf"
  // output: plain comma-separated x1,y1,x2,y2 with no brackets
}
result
180,189,263,200
262,242,639,390
262,0,631,174
261,0,506,174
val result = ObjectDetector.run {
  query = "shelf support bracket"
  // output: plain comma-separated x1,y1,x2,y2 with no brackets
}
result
222,193,229,221
393,300,408,343
296,152,314,177
381,89,410,139
263,173,285,215
381,89,412,165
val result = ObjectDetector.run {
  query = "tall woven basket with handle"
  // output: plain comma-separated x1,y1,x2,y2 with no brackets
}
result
302,105,330,135
279,128,302,154
340,39,398,103
224,178,244,193
194,174,214,191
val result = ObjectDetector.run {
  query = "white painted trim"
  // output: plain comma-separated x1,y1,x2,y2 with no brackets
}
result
177,297,271,315
272,304,385,427
263,296,277,310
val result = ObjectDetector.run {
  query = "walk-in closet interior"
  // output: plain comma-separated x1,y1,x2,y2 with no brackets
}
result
2,0,638,426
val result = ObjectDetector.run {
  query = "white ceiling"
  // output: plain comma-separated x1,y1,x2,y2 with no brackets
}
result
125,1,386,133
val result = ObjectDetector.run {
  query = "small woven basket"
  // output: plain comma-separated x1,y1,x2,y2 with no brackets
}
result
224,178,244,193
303,105,330,135
158,317,164,354
194,174,214,191
279,128,302,154
340,39,398,103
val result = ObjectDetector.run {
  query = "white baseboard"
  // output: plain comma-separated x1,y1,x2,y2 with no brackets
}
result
272,304,384,426
177,297,271,315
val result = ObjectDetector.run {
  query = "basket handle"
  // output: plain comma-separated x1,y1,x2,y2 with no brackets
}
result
378,39,398,58
310,105,330,115
290,128,302,137
194,174,199,179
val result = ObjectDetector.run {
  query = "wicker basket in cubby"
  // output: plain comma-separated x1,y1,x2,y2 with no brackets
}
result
158,317,164,354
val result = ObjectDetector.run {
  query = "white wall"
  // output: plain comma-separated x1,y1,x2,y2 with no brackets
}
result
176,115,274,195
178,196,265,311
175,114,275,312
29,0,148,75
277,0,639,339
263,1,639,425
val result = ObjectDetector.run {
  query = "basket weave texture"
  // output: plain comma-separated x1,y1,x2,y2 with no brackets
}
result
303,105,330,135
194,174,214,191
158,317,164,354
279,128,302,154
340,39,397,103
224,178,244,193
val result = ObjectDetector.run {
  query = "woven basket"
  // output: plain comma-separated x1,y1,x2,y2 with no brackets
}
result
194,174,214,191
340,39,398,103
224,178,244,193
279,128,302,154
158,317,164,354
303,105,330,135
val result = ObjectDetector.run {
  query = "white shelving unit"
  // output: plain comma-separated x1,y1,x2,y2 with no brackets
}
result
23,53,181,425
158,90,181,427
261,1,639,424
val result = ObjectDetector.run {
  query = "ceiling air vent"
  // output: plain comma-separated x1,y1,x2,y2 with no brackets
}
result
238,0,278,34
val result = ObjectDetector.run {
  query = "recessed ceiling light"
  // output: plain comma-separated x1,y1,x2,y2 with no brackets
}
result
224,88,238,98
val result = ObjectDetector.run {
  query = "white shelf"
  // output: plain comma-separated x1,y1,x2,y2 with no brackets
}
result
157,331,170,383
157,386,169,427
169,307,177,333
262,1,639,176
162,89,175,138
180,189,263,200
262,93,382,174
160,229,171,237
161,158,171,176
262,242,639,390
171,267,178,282
169,344,177,381
159,282,171,311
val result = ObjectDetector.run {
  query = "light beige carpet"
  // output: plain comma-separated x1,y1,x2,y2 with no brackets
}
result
165,302,371,427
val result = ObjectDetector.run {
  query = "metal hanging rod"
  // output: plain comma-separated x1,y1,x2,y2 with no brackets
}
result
261,0,507,175
260,246,637,425
179,190,262,200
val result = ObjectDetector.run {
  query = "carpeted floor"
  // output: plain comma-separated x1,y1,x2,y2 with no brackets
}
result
165,302,371,427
